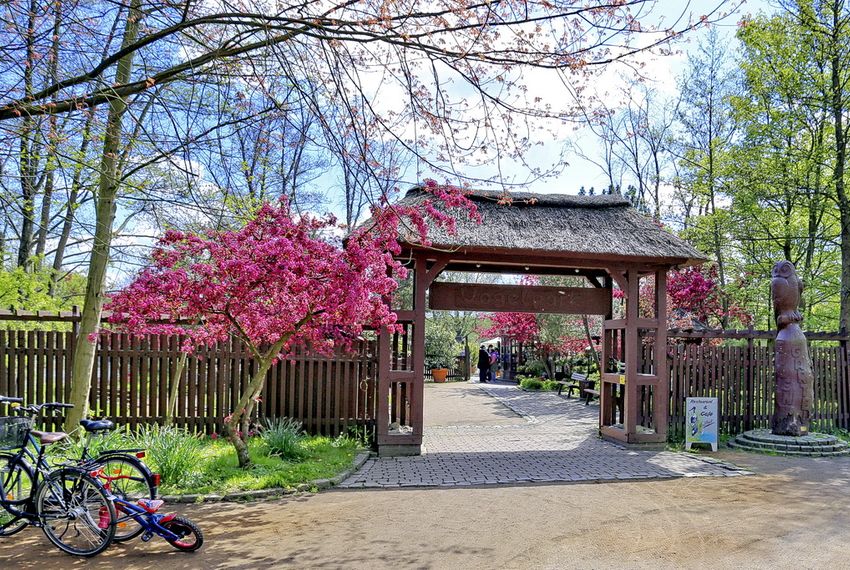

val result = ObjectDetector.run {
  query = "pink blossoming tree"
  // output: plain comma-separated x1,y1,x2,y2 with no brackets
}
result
106,180,477,467
477,312,540,344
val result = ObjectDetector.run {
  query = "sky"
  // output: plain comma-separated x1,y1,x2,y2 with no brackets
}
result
363,0,777,200
482,0,775,196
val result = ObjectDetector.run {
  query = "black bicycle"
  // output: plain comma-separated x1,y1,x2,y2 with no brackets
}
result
6,399,159,542
0,396,116,557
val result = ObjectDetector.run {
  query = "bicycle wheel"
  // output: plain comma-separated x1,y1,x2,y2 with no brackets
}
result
92,455,154,542
0,453,33,537
162,515,204,552
35,467,116,557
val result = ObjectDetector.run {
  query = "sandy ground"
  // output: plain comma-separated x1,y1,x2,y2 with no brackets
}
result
1,382,849,569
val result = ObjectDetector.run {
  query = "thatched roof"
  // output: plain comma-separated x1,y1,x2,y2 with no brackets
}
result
393,188,707,266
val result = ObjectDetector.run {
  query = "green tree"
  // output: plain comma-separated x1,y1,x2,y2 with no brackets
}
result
725,3,848,330
674,29,740,325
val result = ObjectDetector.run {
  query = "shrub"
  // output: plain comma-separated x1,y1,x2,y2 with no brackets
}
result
520,378,544,390
518,360,547,377
260,417,306,460
134,424,203,486
542,380,561,391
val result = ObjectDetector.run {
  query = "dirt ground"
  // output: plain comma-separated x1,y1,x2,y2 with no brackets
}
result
1,383,849,569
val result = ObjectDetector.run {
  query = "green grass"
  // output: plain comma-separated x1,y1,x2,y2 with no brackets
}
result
158,435,360,496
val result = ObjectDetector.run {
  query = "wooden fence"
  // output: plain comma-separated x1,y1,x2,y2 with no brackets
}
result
664,330,850,439
0,324,377,436
2,310,849,440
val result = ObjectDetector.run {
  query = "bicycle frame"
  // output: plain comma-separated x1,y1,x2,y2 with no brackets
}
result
94,470,181,542
109,498,183,543
0,428,58,523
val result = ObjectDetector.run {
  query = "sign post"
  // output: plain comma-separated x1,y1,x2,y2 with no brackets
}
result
685,397,718,452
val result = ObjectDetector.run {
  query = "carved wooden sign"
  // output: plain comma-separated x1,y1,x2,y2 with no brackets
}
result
429,282,611,314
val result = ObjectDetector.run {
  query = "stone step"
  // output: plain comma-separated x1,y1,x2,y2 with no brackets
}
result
740,428,840,446
733,436,848,453
727,440,850,457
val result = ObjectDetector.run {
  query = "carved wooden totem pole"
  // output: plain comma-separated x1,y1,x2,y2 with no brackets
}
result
771,261,814,436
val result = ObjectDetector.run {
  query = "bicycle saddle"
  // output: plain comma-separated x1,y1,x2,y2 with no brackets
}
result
30,430,68,445
80,419,115,432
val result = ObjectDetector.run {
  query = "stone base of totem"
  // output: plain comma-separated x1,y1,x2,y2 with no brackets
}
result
729,429,850,457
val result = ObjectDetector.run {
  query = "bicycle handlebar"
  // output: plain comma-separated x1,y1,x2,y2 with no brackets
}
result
0,396,24,404
14,401,75,415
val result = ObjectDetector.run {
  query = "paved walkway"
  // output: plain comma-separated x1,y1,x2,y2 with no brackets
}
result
339,382,750,488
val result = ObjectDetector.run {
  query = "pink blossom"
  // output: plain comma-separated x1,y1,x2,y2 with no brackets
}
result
104,183,478,363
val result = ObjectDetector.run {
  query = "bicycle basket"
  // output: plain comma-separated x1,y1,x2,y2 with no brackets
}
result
0,416,32,450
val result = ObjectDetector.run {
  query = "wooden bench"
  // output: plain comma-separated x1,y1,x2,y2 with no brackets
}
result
557,372,587,398
582,386,600,405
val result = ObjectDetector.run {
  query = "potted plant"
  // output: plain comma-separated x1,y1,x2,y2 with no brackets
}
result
431,367,449,383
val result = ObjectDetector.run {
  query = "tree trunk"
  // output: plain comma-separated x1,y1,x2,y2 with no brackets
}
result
832,19,850,332
49,116,93,295
65,1,142,431
165,351,189,426
225,338,286,468
582,314,600,374
16,0,39,269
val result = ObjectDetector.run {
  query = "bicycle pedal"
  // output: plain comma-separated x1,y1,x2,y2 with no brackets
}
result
141,532,154,542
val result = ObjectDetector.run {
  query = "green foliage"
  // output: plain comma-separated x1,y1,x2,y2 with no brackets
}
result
425,324,457,369
542,380,561,391
726,9,844,331
520,378,544,390
338,424,373,448
0,265,86,331
134,425,204,486
517,360,547,376
260,417,307,460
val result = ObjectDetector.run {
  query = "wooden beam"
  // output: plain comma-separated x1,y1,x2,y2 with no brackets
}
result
441,262,610,279
624,268,640,437
429,282,611,314
586,275,604,288
424,256,450,286
606,269,628,294
399,245,693,271
654,269,669,438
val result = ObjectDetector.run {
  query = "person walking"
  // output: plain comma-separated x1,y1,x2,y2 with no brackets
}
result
477,345,491,383
489,346,500,381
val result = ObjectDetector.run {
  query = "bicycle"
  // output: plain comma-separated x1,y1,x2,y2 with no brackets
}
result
8,399,159,542
0,396,117,557
95,465,203,552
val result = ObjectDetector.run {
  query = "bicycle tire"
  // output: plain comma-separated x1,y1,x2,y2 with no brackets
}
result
0,453,33,537
162,515,203,552
35,467,116,557
90,454,154,542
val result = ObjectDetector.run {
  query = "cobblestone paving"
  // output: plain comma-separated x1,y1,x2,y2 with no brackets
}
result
338,383,752,489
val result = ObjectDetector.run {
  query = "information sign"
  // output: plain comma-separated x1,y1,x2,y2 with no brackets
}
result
685,397,718,451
